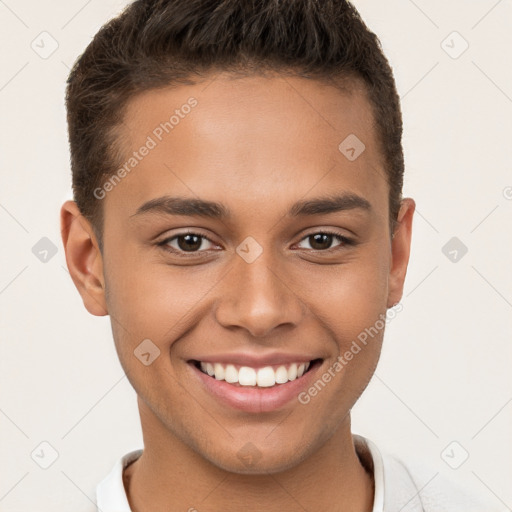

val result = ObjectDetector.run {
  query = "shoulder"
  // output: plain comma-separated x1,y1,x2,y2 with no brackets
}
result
358,436,504,512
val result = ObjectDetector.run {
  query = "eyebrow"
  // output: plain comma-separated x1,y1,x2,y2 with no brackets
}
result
131,192,372,219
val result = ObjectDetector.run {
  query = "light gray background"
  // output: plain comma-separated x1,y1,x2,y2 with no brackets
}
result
1,1,511,510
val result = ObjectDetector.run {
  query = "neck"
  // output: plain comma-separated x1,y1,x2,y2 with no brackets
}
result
124,400,374,512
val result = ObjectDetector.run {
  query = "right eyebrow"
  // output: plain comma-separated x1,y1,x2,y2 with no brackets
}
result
130,196,228,219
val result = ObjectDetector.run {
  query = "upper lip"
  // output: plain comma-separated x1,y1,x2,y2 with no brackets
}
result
189,352,322,367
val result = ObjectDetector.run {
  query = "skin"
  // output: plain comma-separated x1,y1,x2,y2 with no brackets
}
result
61,72,414,512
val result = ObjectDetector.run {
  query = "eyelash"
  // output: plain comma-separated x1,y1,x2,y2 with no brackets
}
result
157,230,354,256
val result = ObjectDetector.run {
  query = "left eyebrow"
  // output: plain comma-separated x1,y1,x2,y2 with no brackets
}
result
130,192,372,220
288,193,372,216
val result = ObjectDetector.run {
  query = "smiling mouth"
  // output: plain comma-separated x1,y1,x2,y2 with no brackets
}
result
191,359,322,388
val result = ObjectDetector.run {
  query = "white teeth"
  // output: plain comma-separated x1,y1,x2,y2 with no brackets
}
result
287,363,298,381
225,364,238,383
256,366,276,387
198,360,313,387
238,366,256,386
214,363,225,380
275,365,288,384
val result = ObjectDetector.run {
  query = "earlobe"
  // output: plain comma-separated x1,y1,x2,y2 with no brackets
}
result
387,198,415,308
60,200,108,316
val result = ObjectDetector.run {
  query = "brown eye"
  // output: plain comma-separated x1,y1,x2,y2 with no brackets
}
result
159,232,217,254
297,232,351,251
310,233,334,250
176,234,203,252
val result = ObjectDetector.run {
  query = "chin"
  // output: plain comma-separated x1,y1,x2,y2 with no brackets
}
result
209,449,306,476
198,433,317,476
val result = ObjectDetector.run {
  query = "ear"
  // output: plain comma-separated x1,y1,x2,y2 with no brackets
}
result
387,198,415,308
60,200,108,316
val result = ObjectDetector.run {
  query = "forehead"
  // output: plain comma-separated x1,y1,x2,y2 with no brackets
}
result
107,72,388,224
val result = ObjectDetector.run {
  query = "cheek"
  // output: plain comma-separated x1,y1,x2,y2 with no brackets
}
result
104,249,214,342
297,247,390,340
294,267,388,433
292,249,389,399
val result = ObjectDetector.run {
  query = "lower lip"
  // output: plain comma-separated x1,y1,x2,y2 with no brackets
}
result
189,361,322,413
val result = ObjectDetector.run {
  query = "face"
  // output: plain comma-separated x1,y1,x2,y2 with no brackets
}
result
62,72,414,474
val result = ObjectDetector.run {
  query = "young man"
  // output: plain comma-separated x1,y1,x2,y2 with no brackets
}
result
60,1,499,510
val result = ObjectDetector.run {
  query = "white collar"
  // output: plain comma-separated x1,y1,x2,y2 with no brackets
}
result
354,434,385,512
96,447,142,512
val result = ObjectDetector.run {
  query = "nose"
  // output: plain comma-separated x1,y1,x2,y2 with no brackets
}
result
214,249,305,338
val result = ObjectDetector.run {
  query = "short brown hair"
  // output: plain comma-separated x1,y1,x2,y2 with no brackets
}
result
66,0,404,243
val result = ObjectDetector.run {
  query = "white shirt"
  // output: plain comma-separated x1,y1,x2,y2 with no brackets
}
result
96,435,500,511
